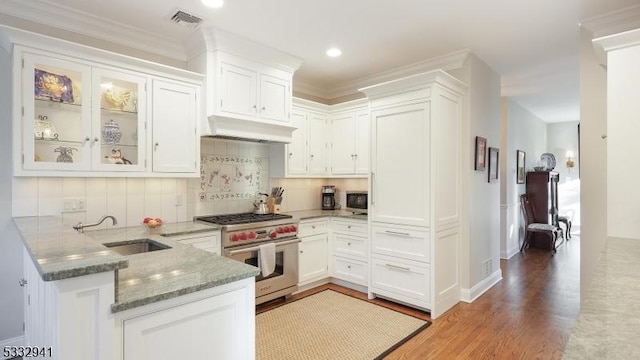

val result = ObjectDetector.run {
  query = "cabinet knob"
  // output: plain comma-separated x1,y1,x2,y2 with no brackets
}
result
19,278,27,287
93,137,99,143
154,142,159,150
262,106,266,111
347,242,351,246
84,136,90,143
252,105,257,109
310,154,314,159
347,225,351,229
299,250,304,254
289,152,293,157
347,265,351,269
312,225,316,229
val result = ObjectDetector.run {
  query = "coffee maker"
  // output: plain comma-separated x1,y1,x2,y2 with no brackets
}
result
321,185,336,210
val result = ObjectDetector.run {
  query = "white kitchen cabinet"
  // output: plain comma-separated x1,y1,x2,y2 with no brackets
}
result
298,218,330,285
330,218,368,287
122,283,253,360
22,248,116,360
330,106,369,175
21,51,148,174
151,79,199,173
168,230,221,255
12,39,202,178
216,53,292,123
270,97,368,178
284,109,308,175
307,112,329,175
361,70,466,318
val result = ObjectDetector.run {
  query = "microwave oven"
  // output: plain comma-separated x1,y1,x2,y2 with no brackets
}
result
345,191,368,214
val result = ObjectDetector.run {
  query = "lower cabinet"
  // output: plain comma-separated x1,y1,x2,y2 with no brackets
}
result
332,256,367,286
121,281,254,360
370,255,431,309
331,219,369,287
168,231,221,255
298,218,330,285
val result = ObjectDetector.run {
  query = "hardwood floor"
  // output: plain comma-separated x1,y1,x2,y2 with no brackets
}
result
257,236,580,359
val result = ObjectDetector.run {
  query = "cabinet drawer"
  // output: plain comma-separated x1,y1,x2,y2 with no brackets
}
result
371,224,430,263
370,255,430,303
333,233,366,258
332,256,367,286
298,218,329,237
171,233,220,255
332,219,368,235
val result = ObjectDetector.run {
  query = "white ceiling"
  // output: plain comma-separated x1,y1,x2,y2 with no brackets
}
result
2,0,640,122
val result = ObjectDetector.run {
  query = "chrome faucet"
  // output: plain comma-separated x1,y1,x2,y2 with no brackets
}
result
73,215,118,233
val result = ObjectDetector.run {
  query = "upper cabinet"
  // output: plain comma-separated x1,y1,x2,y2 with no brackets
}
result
12,41,202,177
187,29,303,143
270,98,368,178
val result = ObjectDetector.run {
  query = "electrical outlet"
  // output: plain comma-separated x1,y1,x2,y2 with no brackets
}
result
62,198,86,213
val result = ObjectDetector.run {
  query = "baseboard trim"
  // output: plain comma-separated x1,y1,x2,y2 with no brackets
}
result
460,270,502,303
330,278,368,294
1,336,24,360
501,247,520,260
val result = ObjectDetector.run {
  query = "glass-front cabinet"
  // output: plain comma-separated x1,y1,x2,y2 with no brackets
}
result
20,51,146,173
92,68,146,171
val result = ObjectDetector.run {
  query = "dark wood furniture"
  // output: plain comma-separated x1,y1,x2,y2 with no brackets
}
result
520,194,560,253
525,171,560,249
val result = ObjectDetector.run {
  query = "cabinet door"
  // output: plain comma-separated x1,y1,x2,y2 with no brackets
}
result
22,52,92,171
152,80,198,173
259,73,290,122
298,234,329,284
330,111,356,175
307,112,329,175
92,68,146,172
219,62,258,118
370,102,431,226
286,110,308,175
354,110,370,174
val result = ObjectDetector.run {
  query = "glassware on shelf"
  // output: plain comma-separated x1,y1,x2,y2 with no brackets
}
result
34,115,58,140
102,119,122,144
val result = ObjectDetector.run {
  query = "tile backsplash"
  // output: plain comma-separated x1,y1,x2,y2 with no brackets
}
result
12,177,189,229
11,138,369,226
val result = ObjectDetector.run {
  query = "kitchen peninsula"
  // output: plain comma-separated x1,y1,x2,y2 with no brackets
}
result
15,216,259,360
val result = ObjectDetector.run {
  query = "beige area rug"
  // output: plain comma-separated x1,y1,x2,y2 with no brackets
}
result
256,290,431,360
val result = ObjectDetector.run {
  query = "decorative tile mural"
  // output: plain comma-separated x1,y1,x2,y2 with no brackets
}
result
198,153,267,203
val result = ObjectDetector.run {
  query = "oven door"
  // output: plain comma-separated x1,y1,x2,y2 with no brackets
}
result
225,238,300,304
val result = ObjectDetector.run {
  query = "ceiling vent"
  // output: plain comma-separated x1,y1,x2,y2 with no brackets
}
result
169,10,203,28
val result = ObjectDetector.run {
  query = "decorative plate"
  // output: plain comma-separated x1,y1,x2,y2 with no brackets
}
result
35,69,75,103
540,153,556,171
102,86,137,112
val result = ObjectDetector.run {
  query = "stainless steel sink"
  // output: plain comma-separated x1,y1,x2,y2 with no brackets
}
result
103,239,171,255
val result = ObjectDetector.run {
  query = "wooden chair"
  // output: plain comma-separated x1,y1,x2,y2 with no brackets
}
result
557,214,572,239
520,194,561,254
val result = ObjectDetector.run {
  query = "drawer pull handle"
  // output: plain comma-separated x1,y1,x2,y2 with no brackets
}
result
384,230,411,237
385,263,411,271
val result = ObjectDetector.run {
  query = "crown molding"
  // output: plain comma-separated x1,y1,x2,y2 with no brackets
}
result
294,49,470,101
200,27,303,73
0,0,188,62
594,28,640,53
580,4,640,39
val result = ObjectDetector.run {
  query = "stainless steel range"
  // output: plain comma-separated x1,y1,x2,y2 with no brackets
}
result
196,213,300,305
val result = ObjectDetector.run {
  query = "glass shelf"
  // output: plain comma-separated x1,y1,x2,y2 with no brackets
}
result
100,107,138,115
35,98,82,109
101,143,137,148
34,138,83,145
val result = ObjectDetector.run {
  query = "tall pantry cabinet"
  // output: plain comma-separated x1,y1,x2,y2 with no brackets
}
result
360,70,466,319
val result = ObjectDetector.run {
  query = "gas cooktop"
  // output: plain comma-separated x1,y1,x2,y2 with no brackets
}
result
196,213,293,226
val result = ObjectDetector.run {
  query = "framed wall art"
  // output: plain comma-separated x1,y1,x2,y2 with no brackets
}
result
516,150,526,184
488,147,499,182
475,136,487,171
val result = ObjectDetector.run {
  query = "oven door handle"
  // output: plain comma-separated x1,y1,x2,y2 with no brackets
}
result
226,238,301,256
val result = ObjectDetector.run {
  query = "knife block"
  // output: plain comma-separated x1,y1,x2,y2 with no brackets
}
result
267,196,279,214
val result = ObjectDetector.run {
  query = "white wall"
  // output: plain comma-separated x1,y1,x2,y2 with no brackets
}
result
500,98,548,259
0,38,23,347
547,121,580,184
579,27,608,299
606,34,640,239
449,54,502,293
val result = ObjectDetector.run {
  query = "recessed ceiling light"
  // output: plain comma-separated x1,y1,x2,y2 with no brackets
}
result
326,48,342,57
201,0,224,8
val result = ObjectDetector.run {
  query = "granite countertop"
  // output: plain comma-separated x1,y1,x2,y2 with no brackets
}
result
14,216,259,313
285,209,368,221
563,237,640,359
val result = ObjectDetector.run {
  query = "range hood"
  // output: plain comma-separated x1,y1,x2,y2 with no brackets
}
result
203,114,297,144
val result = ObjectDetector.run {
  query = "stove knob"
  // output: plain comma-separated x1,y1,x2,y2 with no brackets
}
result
270,231,277,239
240,232,248,240
231,234,239,242
248,232,256,239
277,227,284,234
290,225,297,232
283,226,290,233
